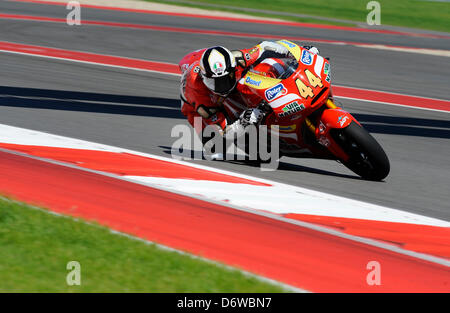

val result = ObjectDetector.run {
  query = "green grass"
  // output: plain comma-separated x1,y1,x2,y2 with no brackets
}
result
0,197,287,292
147,0,359,27
146,0,450,33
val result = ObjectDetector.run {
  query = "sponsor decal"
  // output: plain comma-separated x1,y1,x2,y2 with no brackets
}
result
338,115,350,127
245,53,251,61
193,66,200,73
323,62,330,75
181,64,189,72
249,47,259,55
300,50,313,65
265,83,287,101
278,124,297,132
212,61,224,74
278,101,305,118
249,69,265,76
245,76,262,87
280,40,296,48
325,73,331,83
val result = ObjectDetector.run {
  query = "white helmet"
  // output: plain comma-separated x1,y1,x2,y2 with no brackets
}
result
200,46,237,96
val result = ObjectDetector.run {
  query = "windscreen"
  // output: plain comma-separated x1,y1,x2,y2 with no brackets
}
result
274,57,299,79
249,56,299,81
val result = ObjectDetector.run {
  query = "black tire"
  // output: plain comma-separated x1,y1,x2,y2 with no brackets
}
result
332,122,390,181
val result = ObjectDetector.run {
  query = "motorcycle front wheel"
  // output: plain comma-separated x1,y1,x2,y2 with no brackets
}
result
331,122,390,181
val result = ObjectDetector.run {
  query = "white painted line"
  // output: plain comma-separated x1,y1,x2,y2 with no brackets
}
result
124,176,450,227
0,49,182,77
357,44,450,57
335,84,450,103
334,95,450,114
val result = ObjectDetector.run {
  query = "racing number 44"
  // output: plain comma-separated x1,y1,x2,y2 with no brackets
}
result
305,69,323,88
295,69,323,99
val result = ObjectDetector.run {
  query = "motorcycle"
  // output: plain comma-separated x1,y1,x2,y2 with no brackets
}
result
236,40,390,181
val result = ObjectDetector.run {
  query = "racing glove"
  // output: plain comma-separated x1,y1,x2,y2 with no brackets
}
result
239,108,264,127
259,41,289,55
224,108,264,139
302,45,320,55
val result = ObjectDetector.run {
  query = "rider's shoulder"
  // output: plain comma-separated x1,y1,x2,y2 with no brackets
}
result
190,61,202,75
181,58,200,77
184,61,202,83
183,62,209,94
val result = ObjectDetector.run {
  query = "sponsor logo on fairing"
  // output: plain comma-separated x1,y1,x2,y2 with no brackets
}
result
265,83,287,101
280,40,296,48
278,124,297,132
323,62,330,75
245,76,262,87
338,115,350,127
300,50,313,65
278,101,305,118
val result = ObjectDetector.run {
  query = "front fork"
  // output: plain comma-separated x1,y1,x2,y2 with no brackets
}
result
304,99,354,161
304,99,337,133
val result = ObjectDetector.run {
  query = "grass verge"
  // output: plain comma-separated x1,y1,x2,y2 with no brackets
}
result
147,0,358,27
0,197,287,292
145,0,450,33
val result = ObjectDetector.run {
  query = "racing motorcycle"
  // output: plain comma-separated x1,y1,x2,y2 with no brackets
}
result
234,40,390,181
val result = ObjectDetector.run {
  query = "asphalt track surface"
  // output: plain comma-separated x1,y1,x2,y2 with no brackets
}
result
0,0,449,221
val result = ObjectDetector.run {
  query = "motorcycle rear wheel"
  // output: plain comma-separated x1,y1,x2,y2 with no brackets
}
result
332,122,390,181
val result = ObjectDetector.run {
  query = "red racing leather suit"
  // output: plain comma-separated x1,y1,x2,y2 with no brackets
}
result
179,44,272,135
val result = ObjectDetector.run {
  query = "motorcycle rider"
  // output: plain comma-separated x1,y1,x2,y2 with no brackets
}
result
179,40,320,156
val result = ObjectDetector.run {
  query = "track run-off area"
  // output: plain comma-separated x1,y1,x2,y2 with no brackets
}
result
0,0,449,292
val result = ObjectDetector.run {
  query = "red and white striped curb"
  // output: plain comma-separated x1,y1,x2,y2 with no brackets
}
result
1,123,449,260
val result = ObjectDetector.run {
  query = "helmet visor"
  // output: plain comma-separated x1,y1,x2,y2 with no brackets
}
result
202,72,236,95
